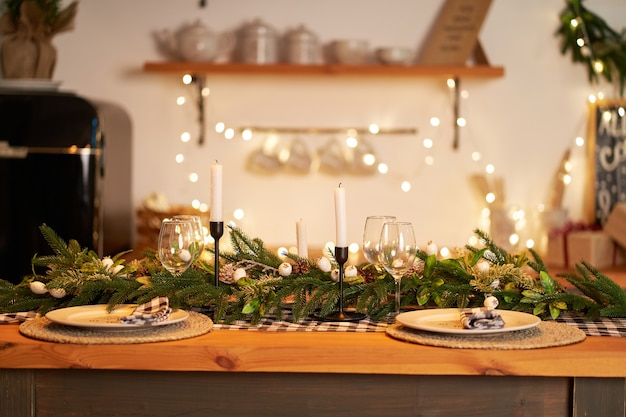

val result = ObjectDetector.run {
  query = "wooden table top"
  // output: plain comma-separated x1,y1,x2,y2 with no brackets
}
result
1,323,625,378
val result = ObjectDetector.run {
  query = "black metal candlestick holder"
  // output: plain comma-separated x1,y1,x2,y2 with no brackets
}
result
321,246,367,322
210,221,224,287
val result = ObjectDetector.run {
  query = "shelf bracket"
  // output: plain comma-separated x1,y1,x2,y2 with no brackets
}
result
191,75,206,146
452,76,460,150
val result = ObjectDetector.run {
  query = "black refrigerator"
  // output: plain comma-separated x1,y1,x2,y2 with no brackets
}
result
0,91,103,283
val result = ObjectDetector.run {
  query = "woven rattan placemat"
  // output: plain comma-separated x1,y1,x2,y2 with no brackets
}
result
19,311,212,344
386,321,586,349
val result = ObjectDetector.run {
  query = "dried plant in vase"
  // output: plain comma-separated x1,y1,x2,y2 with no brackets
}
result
0,0,78,79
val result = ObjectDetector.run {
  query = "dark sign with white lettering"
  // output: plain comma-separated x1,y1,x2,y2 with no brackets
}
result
585,100,626,225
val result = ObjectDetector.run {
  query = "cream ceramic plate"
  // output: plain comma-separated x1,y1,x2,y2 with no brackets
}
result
396,308,541,335
45,304,188,329
0,79,62,91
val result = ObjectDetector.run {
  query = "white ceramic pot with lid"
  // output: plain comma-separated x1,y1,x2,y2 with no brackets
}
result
285,24,320,64
240,18,278,64
157,20,234,62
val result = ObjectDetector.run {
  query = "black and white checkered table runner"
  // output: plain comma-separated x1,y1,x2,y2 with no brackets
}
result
2,308,624,337
212,311,626,337
555,315,626,337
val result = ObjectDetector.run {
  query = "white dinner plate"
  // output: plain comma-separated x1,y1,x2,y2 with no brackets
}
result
45,304,188,329
0,78,62,91
396,308,541,335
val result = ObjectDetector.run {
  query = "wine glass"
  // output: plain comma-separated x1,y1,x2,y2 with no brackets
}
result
158,219,195,277
362,216,396,265
172,214,205,262
378,221,417,319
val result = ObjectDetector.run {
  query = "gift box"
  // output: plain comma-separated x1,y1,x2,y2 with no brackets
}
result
566,230,624,269
604,203,626,250
544,221,590,268
545,234,567,267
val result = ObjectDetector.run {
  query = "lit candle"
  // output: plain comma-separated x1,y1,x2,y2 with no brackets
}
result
210,162,223,222
296,219,308,258
334,184,347,247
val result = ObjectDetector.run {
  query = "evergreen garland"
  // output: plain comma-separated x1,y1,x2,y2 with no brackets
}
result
557,0,626,95
1,224,626,323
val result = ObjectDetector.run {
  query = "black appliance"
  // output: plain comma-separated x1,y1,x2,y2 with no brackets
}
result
0,91,103,283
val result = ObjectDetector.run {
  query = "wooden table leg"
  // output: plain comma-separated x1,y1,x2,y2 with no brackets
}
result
0,369,35,417
573,377,626,417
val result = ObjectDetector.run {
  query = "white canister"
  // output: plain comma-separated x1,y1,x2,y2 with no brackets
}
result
285,24,320,64
240,18,278,64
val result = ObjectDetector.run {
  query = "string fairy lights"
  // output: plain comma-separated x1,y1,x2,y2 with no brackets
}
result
168,16,601,254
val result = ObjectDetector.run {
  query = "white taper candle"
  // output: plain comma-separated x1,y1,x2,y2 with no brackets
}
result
334,184,347,247
210,163,223,222
296,219,308,258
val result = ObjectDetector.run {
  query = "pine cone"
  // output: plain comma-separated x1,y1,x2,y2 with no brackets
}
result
292,260,311,275
409,259,425,276
219,263,238,284
359,266,377,284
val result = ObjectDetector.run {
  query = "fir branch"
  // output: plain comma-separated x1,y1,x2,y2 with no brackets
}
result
557,0,626,95
356,278,393,320
226,226,283,267
469,229,509,265
527,248,547,273
38,223,72,259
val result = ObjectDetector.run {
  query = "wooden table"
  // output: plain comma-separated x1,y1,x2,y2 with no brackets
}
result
0,322,625,417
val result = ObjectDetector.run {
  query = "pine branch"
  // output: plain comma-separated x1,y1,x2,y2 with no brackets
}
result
557,0,626,95
470,229,509,264
38,223,72,258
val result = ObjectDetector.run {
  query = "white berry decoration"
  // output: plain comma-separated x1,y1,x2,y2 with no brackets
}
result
345,265,358,277
425,241,438,256
330,269,339,282
179,249,192,262
278,262,292,276
48,288,67,298
233,268,247,282
484,295,499,309
102,257,114,270
316,257,332,272
29,281,48,295
476,260,490,273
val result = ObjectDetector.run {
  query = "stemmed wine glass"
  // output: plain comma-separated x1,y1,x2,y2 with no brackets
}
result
158,219,195,277
378,221,417,319
362,216,396,266
172,214,205,262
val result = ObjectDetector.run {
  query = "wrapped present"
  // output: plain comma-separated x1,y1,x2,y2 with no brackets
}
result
567,230,624,269
545,234,567,267
545,221,593,268
604,203,626,250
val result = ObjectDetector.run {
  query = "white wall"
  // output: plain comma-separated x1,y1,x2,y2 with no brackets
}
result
52,0,626,253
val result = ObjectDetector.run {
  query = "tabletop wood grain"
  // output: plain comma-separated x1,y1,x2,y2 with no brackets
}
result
1,324,624,377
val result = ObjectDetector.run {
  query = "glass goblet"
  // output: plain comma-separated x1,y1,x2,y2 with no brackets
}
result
158,219,195,277
172,214,205,262
362,215,396,265
378,221,417,318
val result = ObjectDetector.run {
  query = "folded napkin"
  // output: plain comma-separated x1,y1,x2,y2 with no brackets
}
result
120,296,172,326
460,307,505,330
0,311,38,324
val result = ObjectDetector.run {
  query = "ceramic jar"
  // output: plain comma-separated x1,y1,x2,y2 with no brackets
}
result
239,18,278,64
285,24,320,64
158,20,234,62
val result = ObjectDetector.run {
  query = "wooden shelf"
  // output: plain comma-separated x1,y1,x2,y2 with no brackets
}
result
143,61,505,79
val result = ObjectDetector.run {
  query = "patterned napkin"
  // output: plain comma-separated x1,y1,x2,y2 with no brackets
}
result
460,307,505,330
120,296,172,326
0,311,38,324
